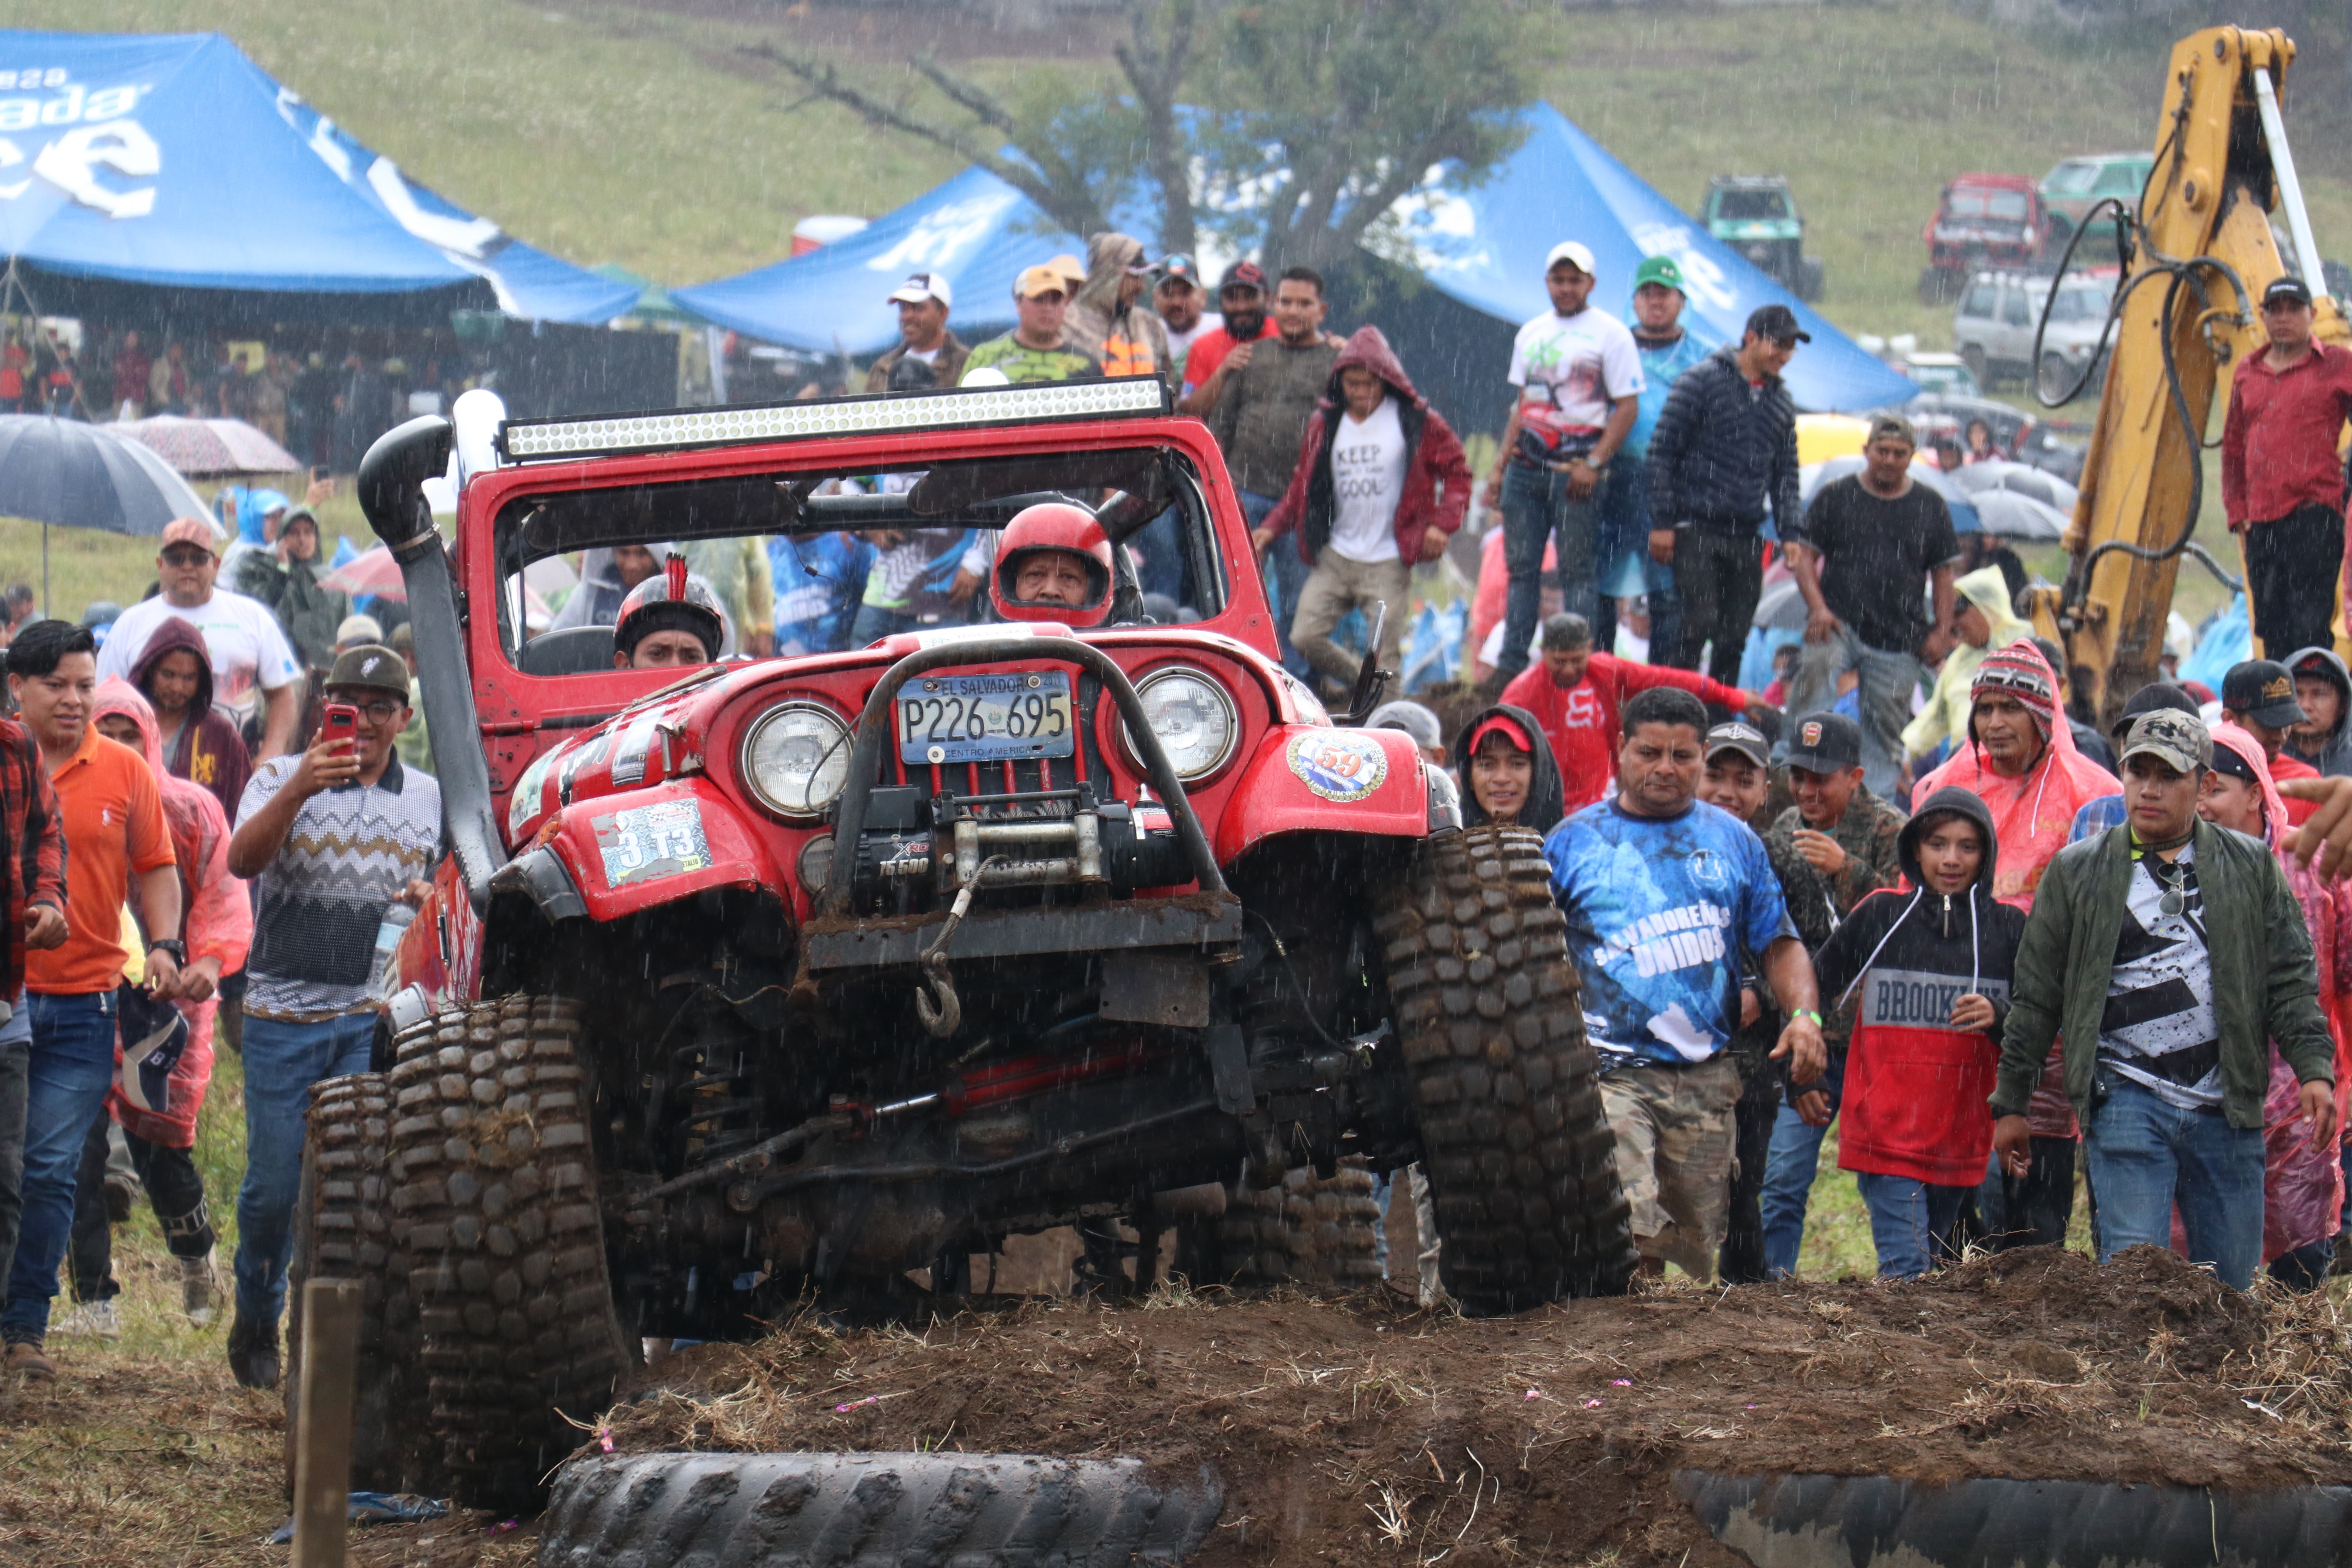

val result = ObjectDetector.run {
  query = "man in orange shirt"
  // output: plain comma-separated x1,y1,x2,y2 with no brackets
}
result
1,621,181,1383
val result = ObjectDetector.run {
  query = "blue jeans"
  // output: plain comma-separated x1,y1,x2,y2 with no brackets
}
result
234,1010,376,1331
1242,489,1312,681
1497,461,1602,682
1133,506,1185,606
1855,1172,1968,1279
1783,626,1923,797
848,603,917,648
1592,460,1680,661
1758,1052,1844,1279
2084,1071,2265,1290
3,990,119,1343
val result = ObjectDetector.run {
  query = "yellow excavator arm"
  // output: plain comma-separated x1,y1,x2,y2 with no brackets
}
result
2028,25,2349,726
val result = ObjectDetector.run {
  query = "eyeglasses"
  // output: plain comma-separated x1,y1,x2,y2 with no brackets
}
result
160,548,212,569
331,698,406,724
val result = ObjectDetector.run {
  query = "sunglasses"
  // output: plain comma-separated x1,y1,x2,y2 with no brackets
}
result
160,548,213,568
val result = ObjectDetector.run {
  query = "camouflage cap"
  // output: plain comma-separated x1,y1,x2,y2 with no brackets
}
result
2119,708,2211,776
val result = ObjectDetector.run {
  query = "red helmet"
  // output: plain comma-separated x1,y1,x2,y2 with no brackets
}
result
614,552,727,664
992,501,1113,627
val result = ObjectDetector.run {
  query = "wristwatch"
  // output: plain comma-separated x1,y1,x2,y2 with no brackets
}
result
148,937,187,966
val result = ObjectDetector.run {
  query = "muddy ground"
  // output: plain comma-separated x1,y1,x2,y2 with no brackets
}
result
601,1246,2352,1566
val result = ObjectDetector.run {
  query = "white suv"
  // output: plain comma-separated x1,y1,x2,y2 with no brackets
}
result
1952,270,2112,402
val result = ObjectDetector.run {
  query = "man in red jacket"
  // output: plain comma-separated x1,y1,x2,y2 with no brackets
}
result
2221,276,2352,660
1503,611,1765,816
1258,325,1470,695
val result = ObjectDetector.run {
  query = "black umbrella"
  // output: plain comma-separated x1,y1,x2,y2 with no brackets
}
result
0,414,215,610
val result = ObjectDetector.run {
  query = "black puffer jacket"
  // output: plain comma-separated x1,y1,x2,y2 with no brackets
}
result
1644,346,1800,538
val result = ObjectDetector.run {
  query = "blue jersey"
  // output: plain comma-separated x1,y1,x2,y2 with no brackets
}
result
771,532,877,655
1623,326,1715,460
1545,798,1795,1068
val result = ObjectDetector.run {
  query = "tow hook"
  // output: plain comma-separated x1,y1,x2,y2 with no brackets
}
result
914,854,1006,1037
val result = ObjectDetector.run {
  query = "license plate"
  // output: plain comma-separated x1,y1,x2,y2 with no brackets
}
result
897,672,1075,765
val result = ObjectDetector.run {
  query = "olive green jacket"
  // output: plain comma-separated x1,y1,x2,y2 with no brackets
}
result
1995,820,2335,1131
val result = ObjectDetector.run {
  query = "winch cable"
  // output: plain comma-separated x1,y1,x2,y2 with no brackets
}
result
915,853,1008,1038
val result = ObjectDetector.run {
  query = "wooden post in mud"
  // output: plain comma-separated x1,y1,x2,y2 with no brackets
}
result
291,1277,361,1568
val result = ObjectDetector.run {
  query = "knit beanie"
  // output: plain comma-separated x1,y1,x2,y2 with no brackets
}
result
1970,641,2058,739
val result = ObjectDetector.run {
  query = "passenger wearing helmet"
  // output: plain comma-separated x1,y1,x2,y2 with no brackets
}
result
991,503,1114,629
613,555,727,669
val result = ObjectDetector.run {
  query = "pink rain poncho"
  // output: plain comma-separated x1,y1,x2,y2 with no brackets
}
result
2209,720,2352,1264
1914,641,2122,1137
93,678,251,1148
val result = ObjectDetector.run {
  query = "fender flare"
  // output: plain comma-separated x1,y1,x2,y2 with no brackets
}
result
540,779,790,923
1213,725,1435,865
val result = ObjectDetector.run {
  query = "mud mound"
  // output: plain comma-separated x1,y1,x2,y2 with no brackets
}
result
596,1246,2352,1566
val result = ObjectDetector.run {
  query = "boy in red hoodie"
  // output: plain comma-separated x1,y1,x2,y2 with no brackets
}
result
1812,785,2026,1278
1503,611,1765,817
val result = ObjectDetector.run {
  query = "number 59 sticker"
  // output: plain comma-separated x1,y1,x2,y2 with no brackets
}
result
1286,730,1390,803
593,799,712,888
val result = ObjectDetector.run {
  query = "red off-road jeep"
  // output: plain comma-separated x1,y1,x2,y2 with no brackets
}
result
293,378,1632,1508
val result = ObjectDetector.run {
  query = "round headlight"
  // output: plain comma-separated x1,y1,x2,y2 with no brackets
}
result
1126,667,1239,784
739,701,852,821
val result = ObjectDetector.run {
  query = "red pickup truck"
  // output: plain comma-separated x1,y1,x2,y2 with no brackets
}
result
1920,172,2048,303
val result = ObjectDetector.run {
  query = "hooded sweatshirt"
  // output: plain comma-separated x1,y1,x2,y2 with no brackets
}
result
127,616,252,823
2210,721,2352,1262
1066,232,1173,387
2282,645,2352,778
1501,654,1748,819
1263,326,1471,566
1451,703,1566,836
1900,566,2033,763
1912,642,2120,911
92,678,252,1147
1812,786,2027,1187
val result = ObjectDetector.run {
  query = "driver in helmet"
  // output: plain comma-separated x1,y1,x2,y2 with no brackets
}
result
613,554,727,669
992,502,1114,628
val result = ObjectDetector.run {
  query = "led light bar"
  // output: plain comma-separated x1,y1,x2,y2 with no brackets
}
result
498,377,1170,463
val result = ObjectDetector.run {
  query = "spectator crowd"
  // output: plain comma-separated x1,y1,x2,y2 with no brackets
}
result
1,240,2350,1400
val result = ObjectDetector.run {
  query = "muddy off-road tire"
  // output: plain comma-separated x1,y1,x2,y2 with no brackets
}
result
284,1072,424,1493
389,996,628,1510
1209,1160,1385,1287
1371,824,1635,1312
540,1451,1225,1567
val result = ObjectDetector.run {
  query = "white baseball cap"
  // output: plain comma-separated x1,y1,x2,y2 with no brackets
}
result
1544,241,1597,277
886,272,953,309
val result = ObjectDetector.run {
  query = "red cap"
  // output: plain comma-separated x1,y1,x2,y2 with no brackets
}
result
1466,714,1534,757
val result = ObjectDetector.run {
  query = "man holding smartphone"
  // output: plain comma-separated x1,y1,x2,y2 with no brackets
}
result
223,644,440,1389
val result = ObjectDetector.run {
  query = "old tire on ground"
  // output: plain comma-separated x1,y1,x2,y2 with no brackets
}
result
283,1072,423,1493
1208,1160,1385,1287
540,1451,1225,1567
389,995,628,1511
1371,824,1634,1313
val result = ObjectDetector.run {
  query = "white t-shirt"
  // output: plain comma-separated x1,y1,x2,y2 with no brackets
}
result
99,589,303,723
1164,311,1221,365
1328,396,1409,563
1507,307,1644,432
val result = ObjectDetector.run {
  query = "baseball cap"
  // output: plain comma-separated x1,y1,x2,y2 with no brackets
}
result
2222,659,2305,728
1544,240,1597,277
1156,254,1201,287
2263,275,2314,309
885,272,953,309
1783,711,1862,773
1366,700,1443,754
335,613,384,647
159,517,219,555
2109,680,2201,741
1045,253,1088,289
1867,414,1919,448
1746,303,1812,344
1465,713,1536,757
1218,259,1267,295
1704,720,1770,770
1632,255,1684,293
325,644,412,698
1013,264,1072,300
2119,709,2211,775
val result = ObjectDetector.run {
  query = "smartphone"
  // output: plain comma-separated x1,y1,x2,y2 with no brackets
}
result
321,702,359,753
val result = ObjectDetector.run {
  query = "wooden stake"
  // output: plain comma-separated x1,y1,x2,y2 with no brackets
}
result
291,1277,361,1568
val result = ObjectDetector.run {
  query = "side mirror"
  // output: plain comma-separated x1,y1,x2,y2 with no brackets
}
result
1339,601,1390,725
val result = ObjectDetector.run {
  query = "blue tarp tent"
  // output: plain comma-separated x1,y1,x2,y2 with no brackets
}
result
674,165,1059,356
0,31,636,325
675,103,1913,412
